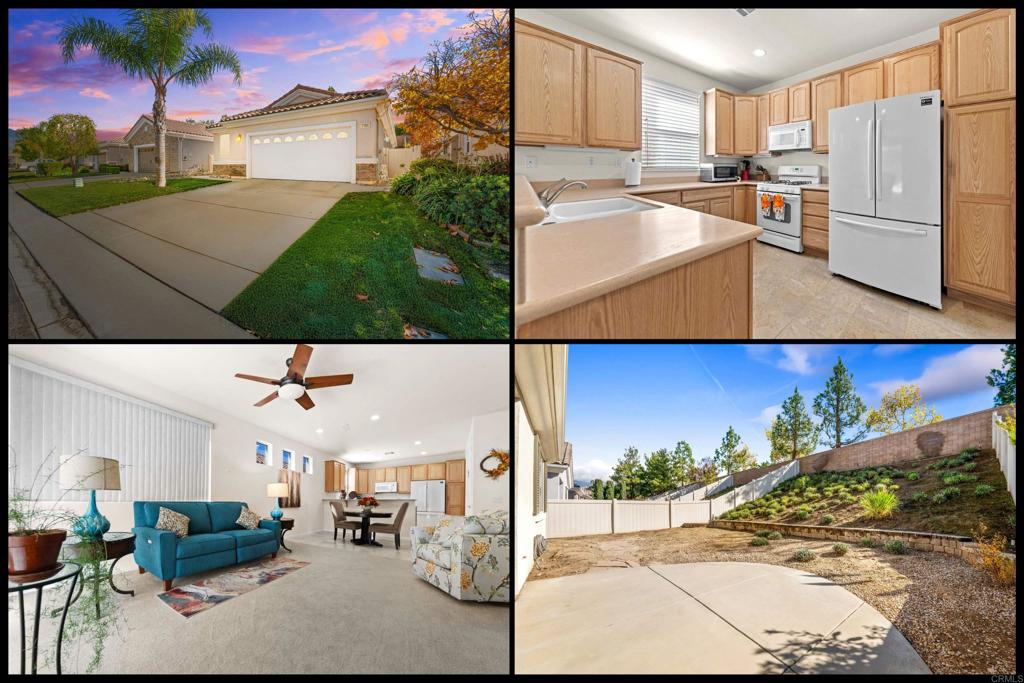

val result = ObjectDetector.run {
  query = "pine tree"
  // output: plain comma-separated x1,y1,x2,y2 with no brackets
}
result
611,446,644,500
987,344,1016,406
604,480,616,499
642,448,674,496
713,426,756,473
813,357,869,448
669,440,695,488
766,387,818,462
591,478,604,500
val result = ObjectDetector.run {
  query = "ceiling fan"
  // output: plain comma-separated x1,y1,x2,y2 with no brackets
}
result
234,344,353,411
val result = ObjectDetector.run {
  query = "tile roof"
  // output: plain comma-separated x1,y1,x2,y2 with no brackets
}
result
98,137,127,146
209,88,387,127
139,115,213,137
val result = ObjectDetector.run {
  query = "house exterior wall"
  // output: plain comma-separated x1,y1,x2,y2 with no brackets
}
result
100,146,131,167
515,400,545,597
180,138,213,175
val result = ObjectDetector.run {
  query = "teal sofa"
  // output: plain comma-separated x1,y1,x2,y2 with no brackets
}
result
133,501,280,591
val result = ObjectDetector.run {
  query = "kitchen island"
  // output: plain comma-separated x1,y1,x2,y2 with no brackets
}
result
515,178,763,338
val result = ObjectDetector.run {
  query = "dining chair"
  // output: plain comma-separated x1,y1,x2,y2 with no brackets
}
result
368,503,409,549
329,501,361,540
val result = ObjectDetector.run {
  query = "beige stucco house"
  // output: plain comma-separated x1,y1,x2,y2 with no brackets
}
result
97,137,131,168
123,115,214,174
206,84,397,183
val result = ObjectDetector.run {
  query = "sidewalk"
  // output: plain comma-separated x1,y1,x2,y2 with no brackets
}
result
8,185,253,339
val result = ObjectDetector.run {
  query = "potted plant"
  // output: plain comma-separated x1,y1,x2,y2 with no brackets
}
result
357,495,379,514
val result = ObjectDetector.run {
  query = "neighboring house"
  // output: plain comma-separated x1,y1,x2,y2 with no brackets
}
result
546,441,574,501
515,343,567,597
568,486,591,500
439,132,506,163
124,115,213,174
206,84,397,184
97,137,131,168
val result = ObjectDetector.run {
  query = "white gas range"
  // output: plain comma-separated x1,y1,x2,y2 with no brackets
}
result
755,165,822,253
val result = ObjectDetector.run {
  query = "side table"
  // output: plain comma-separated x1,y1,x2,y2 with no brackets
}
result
263,518,294,552
61,532,136,618
8,561,82,674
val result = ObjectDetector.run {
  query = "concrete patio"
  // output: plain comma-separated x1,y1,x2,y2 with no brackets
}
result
515,562,930,674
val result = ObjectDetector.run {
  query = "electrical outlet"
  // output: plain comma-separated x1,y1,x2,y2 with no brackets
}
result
587,156,595,166
523,155,537,169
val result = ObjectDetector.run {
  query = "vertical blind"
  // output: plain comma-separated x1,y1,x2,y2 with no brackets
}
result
8,360,212,503
641,78,700,171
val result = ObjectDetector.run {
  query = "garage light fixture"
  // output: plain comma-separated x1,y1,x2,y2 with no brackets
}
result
235,134,242,142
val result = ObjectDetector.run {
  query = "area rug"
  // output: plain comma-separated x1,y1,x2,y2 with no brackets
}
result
157,557,309,618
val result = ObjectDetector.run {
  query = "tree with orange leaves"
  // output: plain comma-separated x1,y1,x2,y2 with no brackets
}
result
389,10,508,155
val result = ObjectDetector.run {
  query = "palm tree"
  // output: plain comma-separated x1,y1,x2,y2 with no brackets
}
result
59,9,242,188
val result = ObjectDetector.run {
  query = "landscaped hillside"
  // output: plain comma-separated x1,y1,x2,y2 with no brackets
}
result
718,448,1015,540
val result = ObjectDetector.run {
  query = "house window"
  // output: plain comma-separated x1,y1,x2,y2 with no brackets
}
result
309,134,318,141
337,131,348,139
641,78,700,171
302,456,312,474
284,136,293,142
262,138,270,144
281,449,293,470
256,440,272,466
273,137,282,143
253,138,261,145
219,134,229,157
295,135,305,141
323,132,333,140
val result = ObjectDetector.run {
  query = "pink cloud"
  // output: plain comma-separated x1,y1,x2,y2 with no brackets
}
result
287,24,398,62
236,35,297,55
390,26,409,43
9,43,123,98
354,57,421,89
96,127,130,141
415,9,455,33
399,12,413,20
322,10,378,27
9,117,36,130
169,108,219,120
80,87,112,100
15,19,62,41
200,88,225,97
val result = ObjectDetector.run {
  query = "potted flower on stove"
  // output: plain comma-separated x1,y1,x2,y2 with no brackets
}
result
357,496,379,514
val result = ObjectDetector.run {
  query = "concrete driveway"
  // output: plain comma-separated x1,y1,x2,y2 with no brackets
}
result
60,179,385,311
515,562,930,674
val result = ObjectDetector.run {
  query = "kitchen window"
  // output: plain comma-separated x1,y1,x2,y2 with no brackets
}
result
641,78,700,171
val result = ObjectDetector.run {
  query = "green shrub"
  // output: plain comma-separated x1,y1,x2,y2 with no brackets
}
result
911,492,929,504
792,475,809,491
821,514,835,525
791,549,815,562
412,174,462,225
932,486,961,504
98,164,121,175
833,543,849,556
78,167,90,174
450,174,509,242
38,161,64,177
878,477,893,486
795,509,809,521
853,483,870,492
766,531,782,540
462,154,509,176
859,538,878,548
884,540,908,554
779,496,791,505
751,536,769,546
888,484,900,491
891,470,905,479
859,489,899,518
409,156,458,176
874,483,888,492
961,462,978,472
974,484,996,497
942,472,978,485
840,493,857,504
753,530,773,538
389,171,417,196
906,472,920,481
865,470,878,480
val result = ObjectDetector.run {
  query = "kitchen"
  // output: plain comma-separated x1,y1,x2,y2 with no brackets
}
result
514,8,1016,339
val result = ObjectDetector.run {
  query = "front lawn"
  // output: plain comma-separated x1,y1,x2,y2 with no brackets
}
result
17,177,228,216
8,168,103,184
221,192,509,339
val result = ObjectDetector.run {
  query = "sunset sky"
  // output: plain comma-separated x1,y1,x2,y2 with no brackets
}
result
8,8,479,140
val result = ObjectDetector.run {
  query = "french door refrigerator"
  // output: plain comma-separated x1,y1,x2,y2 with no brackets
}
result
828,89,942,308
411,479,446,528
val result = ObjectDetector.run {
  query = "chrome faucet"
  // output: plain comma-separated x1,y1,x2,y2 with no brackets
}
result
538,178,588,208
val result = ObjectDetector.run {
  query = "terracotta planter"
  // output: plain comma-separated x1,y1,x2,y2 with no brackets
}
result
8,529,67,576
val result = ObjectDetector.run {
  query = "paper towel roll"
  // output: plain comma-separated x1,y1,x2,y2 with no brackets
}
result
624,156,641,186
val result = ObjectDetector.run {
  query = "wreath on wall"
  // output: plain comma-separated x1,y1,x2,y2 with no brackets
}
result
480,449,509,479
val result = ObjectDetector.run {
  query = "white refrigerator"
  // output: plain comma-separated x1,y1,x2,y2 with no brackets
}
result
828,89,942,308
411,479,446,528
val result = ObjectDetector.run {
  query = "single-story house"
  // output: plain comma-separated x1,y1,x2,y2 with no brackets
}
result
206,84,397,184
97,137,131,168
123,115,214,174
440,132,507,163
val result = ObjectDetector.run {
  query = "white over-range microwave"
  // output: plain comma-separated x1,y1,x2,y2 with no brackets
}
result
768,120,812,151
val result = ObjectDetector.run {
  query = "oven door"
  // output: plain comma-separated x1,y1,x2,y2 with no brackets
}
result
756,191,802,237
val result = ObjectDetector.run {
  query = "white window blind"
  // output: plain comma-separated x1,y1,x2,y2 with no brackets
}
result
8,359,212,503
641,78,700,171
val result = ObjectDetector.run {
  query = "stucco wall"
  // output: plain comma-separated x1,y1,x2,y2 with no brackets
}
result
515,401,545,597
100,146,131,167
180,138,214,175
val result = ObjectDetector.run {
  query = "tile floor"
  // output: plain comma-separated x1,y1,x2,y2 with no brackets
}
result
752,242,1016,339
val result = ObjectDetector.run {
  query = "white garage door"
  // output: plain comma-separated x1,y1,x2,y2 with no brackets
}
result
250,124,355,182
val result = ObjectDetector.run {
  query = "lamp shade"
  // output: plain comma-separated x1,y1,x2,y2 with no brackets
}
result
60,455,121,491
267,483,288,498
277,383,305,401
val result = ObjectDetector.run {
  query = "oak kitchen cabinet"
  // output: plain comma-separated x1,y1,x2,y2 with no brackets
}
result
733,95,757,155
385,467,397,482
355,468,369,494
324,460,346,493
941,9,1015,106
445,459,465,483
768,87,789,125
410,464,428,481
372,468,386,484
756,94,769,154
633,190,680,206
427,462,446,480
801,189,830,255
445,482,465,516
703,89,734,155
842,60,884,105
788,81,811,121
397,466,411,494
883,42,940,98
733,185,755,225
679,187,734,219
515,19,641,150
811,73,841,153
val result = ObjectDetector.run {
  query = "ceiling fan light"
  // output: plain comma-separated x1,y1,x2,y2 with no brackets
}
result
277,383,305,401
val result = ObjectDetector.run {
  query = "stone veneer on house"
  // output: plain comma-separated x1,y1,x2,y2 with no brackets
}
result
211,164,246,177
355,162,378,184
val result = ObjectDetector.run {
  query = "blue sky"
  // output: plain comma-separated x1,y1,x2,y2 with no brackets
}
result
566,344,1007,483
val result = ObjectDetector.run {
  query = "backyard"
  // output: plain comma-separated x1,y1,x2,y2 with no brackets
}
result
529,525,1016,674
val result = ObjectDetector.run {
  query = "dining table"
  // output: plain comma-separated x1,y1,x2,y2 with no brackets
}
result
342,509,393,547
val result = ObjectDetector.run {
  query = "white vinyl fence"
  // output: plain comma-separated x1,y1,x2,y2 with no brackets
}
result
545,500,711,538
993,412,1016,503
709,460,800,518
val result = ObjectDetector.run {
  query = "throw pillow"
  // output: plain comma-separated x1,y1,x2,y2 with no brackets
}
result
429,517,461,548
236,506,261,530
155,506,190,538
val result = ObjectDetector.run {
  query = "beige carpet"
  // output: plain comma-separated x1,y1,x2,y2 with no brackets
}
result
7,532,508,674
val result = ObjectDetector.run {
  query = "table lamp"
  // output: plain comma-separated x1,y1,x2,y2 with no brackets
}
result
267,483,288,520
60,455,121,539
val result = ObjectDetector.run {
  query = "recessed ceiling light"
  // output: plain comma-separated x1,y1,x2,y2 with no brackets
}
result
752,48,766,57
420,451,427,456
315,428,323,434
414,440,422,445
370,414,380,421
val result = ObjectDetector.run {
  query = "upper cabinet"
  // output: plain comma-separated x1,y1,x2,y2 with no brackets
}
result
942,9,1016,106
703,88,734,156
768,88,789,125
883,43,940,98
514,21,583,146
586,46,643,149
843,60,884,105
756,94,769,154
788,82,811,121
733,95,757,156
514,20,642,150
811,73,841,153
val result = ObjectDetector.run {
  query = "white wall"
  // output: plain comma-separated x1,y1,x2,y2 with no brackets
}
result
515,9,746,182
466,409,510,515
515,401,545,597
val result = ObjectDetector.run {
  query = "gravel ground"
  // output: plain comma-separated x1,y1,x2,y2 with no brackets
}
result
530,526,1016,674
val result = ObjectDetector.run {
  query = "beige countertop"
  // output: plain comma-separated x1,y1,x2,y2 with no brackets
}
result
515,175,546,230
515,193,762,326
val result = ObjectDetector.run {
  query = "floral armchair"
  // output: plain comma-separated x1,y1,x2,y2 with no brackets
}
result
410,510,509,603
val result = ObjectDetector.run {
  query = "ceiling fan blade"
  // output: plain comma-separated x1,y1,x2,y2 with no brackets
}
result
295,392,315,411
288,344,313,380
254,391,278,407
304,374,354,390
235,373,280,385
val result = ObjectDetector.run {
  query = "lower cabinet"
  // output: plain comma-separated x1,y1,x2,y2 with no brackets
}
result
801,189,830,255
445,482,465,516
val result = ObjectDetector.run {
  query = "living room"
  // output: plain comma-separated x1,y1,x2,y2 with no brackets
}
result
7,343,509,674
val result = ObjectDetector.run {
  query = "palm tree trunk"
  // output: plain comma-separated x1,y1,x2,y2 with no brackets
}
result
153,88,167,188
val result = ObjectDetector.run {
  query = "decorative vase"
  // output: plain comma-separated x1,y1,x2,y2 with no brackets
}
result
8,529,68,577
363,506,373,514
72,489,110,540
270,504,284,520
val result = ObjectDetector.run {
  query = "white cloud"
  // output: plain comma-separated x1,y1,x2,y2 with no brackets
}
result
870,344,1003,401
753,404,781,427
573,459,614,482
873,344,919,357
777,344,835,375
